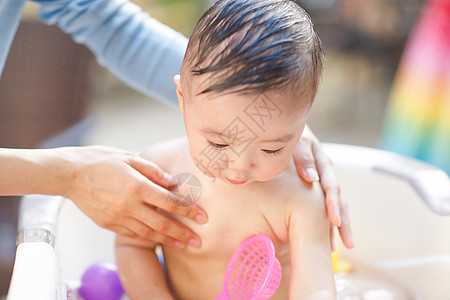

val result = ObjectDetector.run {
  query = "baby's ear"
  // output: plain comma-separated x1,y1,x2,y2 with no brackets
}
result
173,75,184,114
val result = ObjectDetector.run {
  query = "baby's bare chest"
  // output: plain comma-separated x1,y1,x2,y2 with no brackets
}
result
163,188,292,300
161,172,295,299
178,184,289,256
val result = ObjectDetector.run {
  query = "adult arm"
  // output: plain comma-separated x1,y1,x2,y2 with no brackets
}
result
32,0,187,106
0,0,27,77
0,146,205,248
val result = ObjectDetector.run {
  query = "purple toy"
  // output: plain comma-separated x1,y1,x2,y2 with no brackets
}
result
79,261,125,300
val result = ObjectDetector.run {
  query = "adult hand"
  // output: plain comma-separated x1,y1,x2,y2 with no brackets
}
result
55,146,207,249
293,126,354,249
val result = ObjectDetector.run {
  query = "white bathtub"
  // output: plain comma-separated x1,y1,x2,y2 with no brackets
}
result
7,143,450,300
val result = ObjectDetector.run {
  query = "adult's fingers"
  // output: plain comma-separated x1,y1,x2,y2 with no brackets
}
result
121,216,190,249
293,135,320,183
138,176,208,224
132,202,201,248
130,157,208,224
336,197,354,249
294,136,354,249
129,156,173,188
108,224,138,239
330,225,335,252
313,144,341,227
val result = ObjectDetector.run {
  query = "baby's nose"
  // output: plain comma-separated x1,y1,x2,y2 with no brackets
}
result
228,153,255,172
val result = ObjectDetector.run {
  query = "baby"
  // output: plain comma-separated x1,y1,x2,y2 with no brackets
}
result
115,0,336,299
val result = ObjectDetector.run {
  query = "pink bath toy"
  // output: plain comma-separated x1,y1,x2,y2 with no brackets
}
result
215,235,282,300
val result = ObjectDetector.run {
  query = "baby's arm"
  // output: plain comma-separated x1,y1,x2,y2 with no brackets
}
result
114,140,183,299
287,182,337,299
115,235,174,300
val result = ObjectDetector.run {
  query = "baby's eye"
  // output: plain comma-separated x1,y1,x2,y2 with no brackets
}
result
262,148,283,155
208,141,229,149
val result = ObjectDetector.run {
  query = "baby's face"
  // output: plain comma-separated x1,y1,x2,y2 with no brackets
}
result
181,84,309,185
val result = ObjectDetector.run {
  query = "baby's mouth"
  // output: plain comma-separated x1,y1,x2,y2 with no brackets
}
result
225,178,248,185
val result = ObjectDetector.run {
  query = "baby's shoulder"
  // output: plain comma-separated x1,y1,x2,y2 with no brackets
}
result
139,137,190,173
270,160,326,214
260,160,327,242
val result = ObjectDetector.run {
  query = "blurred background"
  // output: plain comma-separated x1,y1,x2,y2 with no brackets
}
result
0,0,438,297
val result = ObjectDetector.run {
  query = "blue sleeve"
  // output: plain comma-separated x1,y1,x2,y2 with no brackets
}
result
0,0,27,78
32,0,188,107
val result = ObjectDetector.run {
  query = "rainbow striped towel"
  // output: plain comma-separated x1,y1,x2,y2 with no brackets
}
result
380,0,450,174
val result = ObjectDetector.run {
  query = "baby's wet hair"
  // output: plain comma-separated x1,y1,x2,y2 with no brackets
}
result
182,0,324,102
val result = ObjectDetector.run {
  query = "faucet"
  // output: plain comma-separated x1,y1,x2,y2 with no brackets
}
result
374,155,450,215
